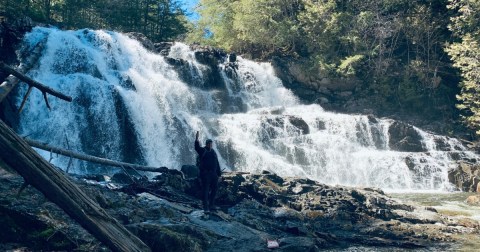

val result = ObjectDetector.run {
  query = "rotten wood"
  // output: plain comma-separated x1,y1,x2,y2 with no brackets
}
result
0,120,151,252
25,137,170,173
0,61,72,102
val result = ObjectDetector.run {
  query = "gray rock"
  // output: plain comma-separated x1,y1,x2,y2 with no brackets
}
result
448,162,480,192
388,121,426,152
154,42,173,56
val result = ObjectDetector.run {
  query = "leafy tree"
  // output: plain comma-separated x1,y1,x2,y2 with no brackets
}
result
189,0,459,123
446,0,480,134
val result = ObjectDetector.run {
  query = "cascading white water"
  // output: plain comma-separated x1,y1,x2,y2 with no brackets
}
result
15,27,478,191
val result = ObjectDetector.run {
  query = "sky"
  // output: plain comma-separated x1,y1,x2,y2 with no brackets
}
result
180,0,200,20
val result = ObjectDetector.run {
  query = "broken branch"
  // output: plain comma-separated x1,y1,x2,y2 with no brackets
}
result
18,85,33,113
0,61,72,102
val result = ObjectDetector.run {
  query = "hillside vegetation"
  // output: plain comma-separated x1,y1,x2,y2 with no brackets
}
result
188,0,480,137
2,0,480,137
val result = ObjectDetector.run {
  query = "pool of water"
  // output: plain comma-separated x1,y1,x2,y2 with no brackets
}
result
389,192,480,220
389,192,480,252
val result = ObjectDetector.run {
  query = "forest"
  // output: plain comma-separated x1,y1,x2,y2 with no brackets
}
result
0,0,189,41
2,1,480,251
1,0,480,137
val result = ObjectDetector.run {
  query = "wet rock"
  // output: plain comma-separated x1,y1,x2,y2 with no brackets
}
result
193,48,226,66
260,115,310,141
228,53,237,63
164,56,187,66
315,119,326,130
288,116,310,135
434,137,452,151
2,166,478,251
154,42,174,56
448,162,480,192
388,121,425,152
367,114,378,123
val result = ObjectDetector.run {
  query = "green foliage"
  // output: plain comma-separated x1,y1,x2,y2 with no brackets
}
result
188,0,301,56
337,55,366,77
446,0,480,134
189,0,459,124
0,0,189,42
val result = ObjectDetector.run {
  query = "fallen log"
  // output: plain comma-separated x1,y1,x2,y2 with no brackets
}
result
0,120,151,252
0,45,43,102
0,61,72,103
25,137,169,173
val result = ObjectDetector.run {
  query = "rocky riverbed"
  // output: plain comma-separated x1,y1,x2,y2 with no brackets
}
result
1,165,479,251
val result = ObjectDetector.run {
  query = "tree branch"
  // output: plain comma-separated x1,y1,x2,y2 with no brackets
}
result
0,120,151,252
0,61,72,103
24,137,170,173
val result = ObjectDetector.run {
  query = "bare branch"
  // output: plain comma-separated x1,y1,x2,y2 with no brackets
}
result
42,91,51,110
0,61,72,102
18,85,33,113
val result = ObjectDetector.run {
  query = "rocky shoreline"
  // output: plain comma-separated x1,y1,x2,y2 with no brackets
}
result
1,166,479,251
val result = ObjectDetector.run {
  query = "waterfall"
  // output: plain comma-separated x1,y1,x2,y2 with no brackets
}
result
14,27,478,191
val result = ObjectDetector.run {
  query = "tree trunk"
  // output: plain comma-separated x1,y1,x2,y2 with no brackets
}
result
25,137,169,173
0,45,44,102
0,120,151,252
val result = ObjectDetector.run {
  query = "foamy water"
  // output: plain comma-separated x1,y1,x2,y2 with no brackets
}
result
15,27,478,191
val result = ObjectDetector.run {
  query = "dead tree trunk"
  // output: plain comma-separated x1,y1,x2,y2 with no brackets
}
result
25,137,169,173
0,45,43,102
0,120,151,252
0,61,73,102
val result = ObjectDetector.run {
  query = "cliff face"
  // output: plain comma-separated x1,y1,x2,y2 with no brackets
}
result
271,56,467,140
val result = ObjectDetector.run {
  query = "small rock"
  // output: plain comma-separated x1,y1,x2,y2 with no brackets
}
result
466,195,480,206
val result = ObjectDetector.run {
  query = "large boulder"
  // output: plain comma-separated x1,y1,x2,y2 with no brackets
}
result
388,121,426,152
259,115,310,141
154,42,174,56
448,162,480,192
190,45,227,66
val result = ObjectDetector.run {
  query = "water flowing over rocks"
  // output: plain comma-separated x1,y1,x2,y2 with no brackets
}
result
1,166,479,251
7,27,480,192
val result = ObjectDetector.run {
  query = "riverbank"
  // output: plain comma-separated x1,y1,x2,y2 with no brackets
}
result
1,166,479,251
